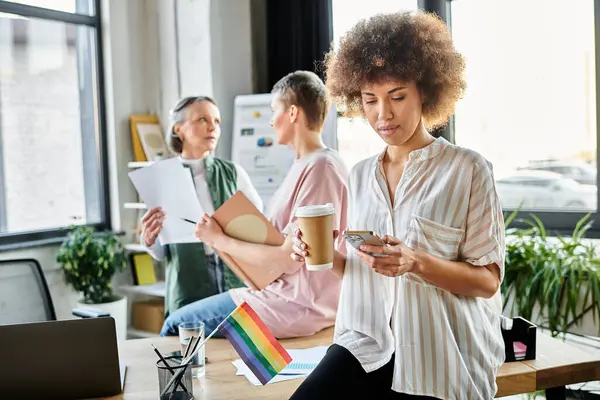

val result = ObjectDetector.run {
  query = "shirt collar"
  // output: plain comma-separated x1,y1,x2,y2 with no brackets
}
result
179,155,208,175
375,136,450,165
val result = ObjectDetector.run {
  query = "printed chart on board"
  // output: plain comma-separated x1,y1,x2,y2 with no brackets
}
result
231,94,294,208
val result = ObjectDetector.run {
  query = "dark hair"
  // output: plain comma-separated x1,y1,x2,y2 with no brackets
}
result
168,96,218,154
271,71,329,131
324,11,466,129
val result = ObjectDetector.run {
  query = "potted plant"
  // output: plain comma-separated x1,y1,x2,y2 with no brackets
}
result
502,210,600,337
56,225,128,340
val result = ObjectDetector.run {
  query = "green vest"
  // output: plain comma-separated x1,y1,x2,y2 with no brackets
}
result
164,156,246,316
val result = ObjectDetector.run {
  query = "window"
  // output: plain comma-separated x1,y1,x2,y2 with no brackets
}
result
451,0,599,233
332,0,419,170
332,0,600,234
2,0,94,15
0,0,109,248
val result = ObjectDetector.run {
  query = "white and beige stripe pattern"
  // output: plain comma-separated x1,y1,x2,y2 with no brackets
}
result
334,137,505,399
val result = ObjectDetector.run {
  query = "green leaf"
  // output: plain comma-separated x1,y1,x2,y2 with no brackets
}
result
55,225,126,304
572,213,592,241
504,209,520,228
503,212,600,336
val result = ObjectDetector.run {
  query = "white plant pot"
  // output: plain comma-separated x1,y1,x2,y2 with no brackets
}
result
76,296,128,341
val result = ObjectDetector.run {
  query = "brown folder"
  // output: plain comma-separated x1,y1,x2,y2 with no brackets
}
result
212,191,285,290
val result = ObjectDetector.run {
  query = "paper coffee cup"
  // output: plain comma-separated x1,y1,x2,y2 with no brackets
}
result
295,203,335,271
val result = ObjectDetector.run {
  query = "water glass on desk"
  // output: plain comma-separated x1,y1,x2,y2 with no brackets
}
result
179,321,205,378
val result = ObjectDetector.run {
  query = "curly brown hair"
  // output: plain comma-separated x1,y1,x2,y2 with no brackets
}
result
325,11,466,129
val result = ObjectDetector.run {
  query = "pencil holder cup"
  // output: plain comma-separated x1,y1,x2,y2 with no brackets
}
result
156,356,194,400
501,316,537,362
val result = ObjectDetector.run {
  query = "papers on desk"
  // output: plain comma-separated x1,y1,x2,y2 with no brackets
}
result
513,341,527,361
120,361,127,390
129,158,203,244
232,346,328,386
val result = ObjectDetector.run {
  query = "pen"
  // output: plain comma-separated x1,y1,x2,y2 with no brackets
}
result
181,218,197,225
151,344,189,394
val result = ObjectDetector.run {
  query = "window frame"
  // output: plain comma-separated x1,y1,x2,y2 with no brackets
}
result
0,0,111,250
418,0,600,237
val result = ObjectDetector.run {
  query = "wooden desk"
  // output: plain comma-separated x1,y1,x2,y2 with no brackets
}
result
101,328,600,400
524,334,600,399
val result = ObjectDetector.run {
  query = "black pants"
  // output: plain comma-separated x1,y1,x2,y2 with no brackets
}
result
290,344,439,400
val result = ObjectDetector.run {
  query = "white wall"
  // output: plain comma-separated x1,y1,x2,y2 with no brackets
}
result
0,0,255,319
210,0,254,159
102,0,156,236
155,0,254,160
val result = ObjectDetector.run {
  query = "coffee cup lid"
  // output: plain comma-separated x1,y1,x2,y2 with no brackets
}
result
295,203,335,218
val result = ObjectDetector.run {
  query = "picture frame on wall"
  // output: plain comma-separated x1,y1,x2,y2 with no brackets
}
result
129,114,170,162
136,123,170,161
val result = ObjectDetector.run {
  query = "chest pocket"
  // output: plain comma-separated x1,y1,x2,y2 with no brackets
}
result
405,215,464,261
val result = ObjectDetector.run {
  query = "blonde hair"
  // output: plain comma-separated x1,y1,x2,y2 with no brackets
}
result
271,71,329,130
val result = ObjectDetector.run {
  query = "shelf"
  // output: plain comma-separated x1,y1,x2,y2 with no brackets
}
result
125,243,146,252
128,327,159,338
128,161,155,168
124,202,147,210
120,281,166,297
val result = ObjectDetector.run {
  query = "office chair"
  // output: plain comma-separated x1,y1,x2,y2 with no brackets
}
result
0,258,57,325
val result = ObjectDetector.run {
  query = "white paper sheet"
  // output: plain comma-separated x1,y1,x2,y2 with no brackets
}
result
231,346,328,386
120,361,127,389
128,158,203,244
232,360,307,386
280,346,328,375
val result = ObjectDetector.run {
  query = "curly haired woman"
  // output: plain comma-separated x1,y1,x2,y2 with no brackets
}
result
290,11,505,400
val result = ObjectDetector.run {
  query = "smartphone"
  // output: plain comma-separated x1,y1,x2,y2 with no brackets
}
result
343,230,387,257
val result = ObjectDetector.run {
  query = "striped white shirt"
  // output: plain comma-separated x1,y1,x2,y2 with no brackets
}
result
334,137,505,399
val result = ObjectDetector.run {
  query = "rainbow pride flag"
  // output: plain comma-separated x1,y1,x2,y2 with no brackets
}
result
218,302,292,385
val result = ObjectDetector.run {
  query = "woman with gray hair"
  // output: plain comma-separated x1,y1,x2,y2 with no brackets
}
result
141,96,263,317
160,71,348,339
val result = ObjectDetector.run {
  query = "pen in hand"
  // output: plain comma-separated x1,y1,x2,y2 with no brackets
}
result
181,218,197,225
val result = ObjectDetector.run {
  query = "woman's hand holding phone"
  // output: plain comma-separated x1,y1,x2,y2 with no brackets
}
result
354,234,420,278
342,231,388,257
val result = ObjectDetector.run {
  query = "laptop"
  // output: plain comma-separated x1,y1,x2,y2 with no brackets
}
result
0,317,125,399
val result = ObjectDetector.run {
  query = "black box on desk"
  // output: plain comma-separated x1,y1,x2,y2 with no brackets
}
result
501,316,536,362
